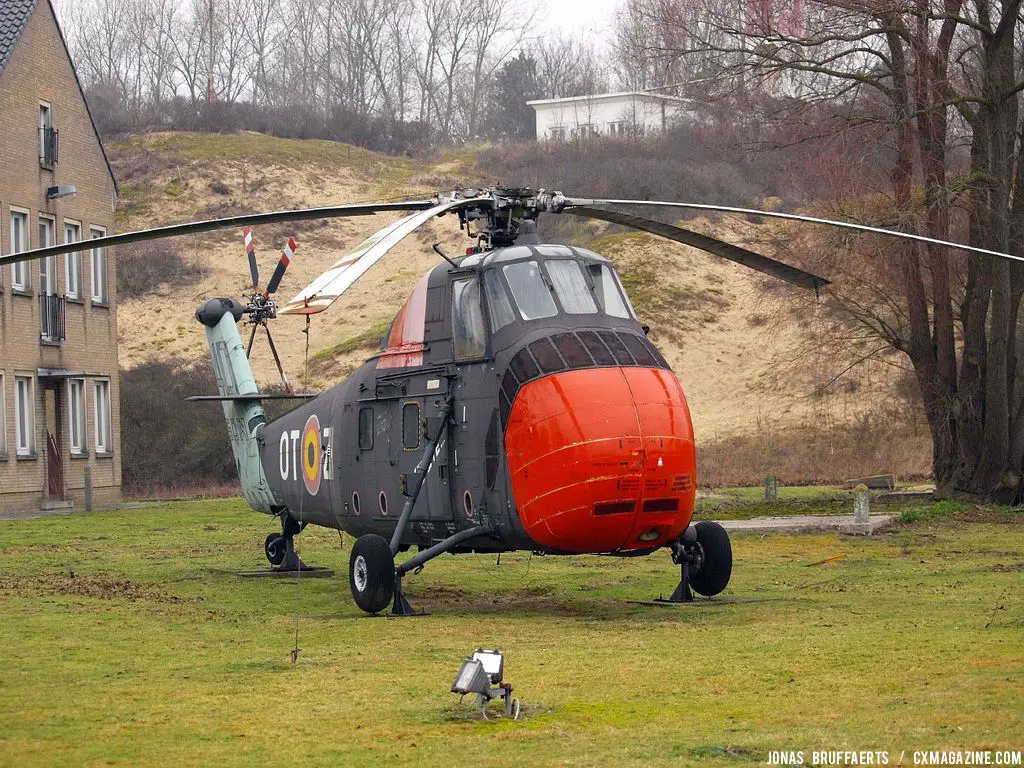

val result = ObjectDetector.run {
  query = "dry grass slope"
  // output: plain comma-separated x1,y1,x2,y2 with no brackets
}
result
110,131,930,482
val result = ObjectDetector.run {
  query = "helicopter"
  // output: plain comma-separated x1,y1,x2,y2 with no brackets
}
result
5,187,1017,615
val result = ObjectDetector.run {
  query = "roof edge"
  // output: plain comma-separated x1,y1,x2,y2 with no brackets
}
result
42,0,118,197
526,91,689,107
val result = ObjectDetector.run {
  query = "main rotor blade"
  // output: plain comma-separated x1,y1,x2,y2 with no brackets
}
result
279,197,491,316
265,237,296,296
243,227,259,293
566,206,829,290
0,200,436,266
565,198,1023,264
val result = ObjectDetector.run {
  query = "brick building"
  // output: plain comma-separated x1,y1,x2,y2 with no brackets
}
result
0,0,120,514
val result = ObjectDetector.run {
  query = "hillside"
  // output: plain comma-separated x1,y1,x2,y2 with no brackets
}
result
108,132,912,446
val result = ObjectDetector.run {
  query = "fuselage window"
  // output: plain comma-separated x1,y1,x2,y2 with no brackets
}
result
358,407,374,450
452,277,487,359
503,260,557,320
546,260,597,314
587,263,632,319
402,402,420,450
483,269,515,332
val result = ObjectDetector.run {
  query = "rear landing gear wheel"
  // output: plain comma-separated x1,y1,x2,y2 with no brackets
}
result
349,534,395,614
688,520,732,597
264,533,286,566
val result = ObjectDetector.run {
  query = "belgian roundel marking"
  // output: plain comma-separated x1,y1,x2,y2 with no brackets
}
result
301,414,322,495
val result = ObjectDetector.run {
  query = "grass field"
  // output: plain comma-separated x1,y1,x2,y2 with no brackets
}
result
0,499,1021,767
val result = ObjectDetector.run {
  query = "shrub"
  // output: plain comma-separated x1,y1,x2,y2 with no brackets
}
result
116,241,202,299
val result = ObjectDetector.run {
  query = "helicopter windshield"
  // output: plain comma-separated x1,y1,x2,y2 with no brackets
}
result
546,260,597,314
484,269,516,331
587,263,631,319
503,261,558,320
453,277,487,359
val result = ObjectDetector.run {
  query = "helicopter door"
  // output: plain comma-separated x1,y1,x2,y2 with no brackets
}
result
399,393,454,522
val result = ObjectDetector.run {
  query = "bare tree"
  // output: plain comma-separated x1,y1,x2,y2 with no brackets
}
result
626,0,1024,499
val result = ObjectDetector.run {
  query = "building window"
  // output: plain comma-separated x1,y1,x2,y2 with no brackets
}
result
38,217,55,292
39,218,59,341
0,374,7,456
94,379,111,454
549,126,565,141
69,378,86,455
90,227,107,303
14,376,34,456
39,103,58,166
64,222,81,299
10,210,29,291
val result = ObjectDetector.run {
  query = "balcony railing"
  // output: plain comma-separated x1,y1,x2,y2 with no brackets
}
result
40,293,66,342
40,126,59,167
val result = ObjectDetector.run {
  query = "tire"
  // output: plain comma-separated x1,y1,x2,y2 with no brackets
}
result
688,521,732,597
264,533,285,566
349,534,395,614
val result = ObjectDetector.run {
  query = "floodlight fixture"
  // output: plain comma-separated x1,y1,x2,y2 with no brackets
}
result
450,648,521,720
46,185,77,200
471,648,504,683
451,658,490,697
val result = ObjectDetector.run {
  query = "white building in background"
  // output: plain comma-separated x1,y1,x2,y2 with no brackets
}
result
527,91,690,141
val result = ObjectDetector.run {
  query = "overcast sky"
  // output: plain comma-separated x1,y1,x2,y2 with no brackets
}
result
541,0,620,46
55,0,623,53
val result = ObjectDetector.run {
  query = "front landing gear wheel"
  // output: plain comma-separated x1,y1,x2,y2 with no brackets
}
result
264,533,286,566
689,521,732,597
349,534,395,614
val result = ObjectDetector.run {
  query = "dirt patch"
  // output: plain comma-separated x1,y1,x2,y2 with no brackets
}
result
954,507,1024,524
0,572,186,603
990,563,1024,572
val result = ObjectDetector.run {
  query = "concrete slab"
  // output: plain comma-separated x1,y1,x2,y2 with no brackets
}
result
719,514,893,535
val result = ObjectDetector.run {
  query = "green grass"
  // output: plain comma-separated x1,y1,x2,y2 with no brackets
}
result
1,500,1021,766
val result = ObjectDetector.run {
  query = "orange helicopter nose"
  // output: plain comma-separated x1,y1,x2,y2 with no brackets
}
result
504,366,696,553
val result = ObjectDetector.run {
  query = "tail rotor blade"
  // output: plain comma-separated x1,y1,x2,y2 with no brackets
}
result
265,237,296,296
264,325,293,394
244,227,260,293
245,321,259,359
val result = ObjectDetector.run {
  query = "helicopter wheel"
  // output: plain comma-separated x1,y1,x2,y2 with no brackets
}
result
349,534,395,614
688,521,732,597
264,533,286,567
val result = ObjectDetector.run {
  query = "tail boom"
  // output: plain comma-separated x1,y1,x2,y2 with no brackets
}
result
196,298,278,513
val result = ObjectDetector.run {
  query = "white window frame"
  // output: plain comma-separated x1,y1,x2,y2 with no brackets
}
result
64,220,81,299
94,379,111,454
38,216,56,295
0,374,7,457
39,102,52,162
14,375,35,457
68,378,86,455
10,208,30,291
90,226,107,303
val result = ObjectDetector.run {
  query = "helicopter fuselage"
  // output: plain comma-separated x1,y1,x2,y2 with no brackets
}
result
252,243,697,557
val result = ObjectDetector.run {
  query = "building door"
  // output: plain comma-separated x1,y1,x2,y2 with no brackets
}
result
43,384,65,500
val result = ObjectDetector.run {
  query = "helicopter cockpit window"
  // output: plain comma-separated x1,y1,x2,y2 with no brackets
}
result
452,277,487,359
503,261,557,320
483,270,515,332
546,260,597,314
587,263,632,319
